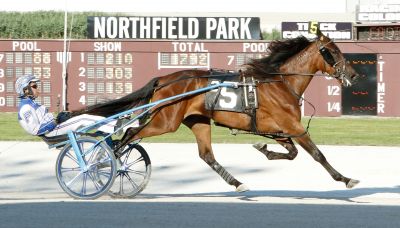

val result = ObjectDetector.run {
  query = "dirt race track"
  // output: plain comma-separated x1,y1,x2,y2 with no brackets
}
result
0,142,399,227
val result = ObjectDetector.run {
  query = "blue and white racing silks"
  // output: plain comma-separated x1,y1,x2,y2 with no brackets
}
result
17,98,56,135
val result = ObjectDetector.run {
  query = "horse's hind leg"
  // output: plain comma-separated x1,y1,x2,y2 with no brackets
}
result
183,115,249,192
294,134,359,188
253,138,298,160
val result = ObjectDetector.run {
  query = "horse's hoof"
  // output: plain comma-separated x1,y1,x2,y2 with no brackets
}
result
253,143,266,151
346,179,360,189
236,184,249,193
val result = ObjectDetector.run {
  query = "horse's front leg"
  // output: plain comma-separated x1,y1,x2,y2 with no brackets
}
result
253,137,298,160
294,133,360,188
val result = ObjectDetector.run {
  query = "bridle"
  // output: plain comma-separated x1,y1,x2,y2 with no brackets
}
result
317,39,352,86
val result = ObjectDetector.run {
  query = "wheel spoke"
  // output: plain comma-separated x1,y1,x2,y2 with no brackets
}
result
65,150,79,165
124,172,139,189
87,171,102,190
126,156,145,168
97,169,112,181
98,157,112,166
122,149,132,164
127,169,147,177
81,173,87,195
60,166,81,172
81,141,95,157
65,171,83,187
88,145,102,164
119,173,124,194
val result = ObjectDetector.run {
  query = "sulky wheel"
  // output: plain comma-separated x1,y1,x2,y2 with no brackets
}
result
55,137,117,200
108,143,151,198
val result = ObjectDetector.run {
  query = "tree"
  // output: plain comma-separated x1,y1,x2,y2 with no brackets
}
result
261,28,281,40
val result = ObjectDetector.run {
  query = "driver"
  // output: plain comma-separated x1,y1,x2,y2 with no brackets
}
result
16,74,136,137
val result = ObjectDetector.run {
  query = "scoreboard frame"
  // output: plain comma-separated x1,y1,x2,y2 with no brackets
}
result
1,39,399,117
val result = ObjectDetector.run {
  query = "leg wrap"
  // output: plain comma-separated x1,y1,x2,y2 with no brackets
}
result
210,161,235,185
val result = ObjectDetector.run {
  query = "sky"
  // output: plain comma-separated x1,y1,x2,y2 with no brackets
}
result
1,0,347,13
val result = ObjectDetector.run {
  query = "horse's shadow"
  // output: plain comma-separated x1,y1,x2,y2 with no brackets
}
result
140,186,400,203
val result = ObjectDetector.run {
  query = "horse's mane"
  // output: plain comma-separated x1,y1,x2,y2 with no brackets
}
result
71,77,159,117
245,36,311,75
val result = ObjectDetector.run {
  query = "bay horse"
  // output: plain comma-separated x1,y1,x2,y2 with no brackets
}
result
71,29,360,192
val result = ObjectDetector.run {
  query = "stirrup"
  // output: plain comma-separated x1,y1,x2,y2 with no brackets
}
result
112,140,124,158
114,148,124,159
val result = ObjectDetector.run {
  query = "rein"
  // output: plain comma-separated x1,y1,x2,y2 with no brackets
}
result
256,71,341,79
154,72,240,92
154,71,337,91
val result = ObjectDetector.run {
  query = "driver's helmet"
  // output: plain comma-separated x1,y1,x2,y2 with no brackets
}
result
15,74,39,97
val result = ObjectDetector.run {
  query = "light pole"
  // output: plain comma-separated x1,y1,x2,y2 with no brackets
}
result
62,0,68,111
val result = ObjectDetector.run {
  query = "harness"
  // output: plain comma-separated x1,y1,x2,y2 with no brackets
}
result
208,40,350,139
205,70,257,112
204,70,260,133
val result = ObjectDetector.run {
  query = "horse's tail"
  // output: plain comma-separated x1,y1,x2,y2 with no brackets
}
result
71,77,159,117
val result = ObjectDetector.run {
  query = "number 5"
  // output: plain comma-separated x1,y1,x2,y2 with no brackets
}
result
219,88,237,109
309,21,319,34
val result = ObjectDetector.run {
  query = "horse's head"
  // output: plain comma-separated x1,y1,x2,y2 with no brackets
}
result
315,29,360,87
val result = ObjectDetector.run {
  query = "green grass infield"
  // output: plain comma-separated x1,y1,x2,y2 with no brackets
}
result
1,112,399,146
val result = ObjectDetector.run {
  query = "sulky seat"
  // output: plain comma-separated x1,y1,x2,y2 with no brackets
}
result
39,134,69,148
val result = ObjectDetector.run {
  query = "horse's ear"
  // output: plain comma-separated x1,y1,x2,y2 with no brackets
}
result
316,28,324,40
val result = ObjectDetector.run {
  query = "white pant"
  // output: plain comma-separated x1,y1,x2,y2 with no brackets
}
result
45,114,138,137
